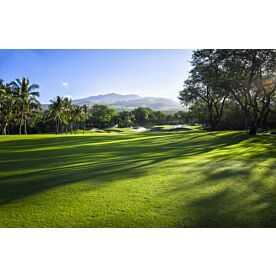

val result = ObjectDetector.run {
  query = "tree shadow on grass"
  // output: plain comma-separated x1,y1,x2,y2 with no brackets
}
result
0,132,256,203
183,186,276,227
162,158,276,227
0,130,275,228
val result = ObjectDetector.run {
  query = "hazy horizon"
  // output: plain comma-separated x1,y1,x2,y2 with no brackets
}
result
0,49,193,104
70,91,181,102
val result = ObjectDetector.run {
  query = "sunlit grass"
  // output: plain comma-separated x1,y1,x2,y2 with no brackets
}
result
0,128,275,227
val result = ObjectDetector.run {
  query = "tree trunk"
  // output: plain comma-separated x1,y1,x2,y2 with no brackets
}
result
249,123,257,135
209,112,216,130
244,114,249,130
56,122,59,135
211,122,216,130
24,117,27,135
262,116,268,132
207,104,216,130
19,113,24,135
249,126,257,135
2,123,8,135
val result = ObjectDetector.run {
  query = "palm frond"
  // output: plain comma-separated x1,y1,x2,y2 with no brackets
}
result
9,81,20,88
28,84,40,92
30,91,40,97
15,78,22,87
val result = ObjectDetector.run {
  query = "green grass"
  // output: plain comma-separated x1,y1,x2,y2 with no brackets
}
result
0,128,275,227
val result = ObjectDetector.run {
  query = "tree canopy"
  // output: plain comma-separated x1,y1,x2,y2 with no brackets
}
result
179,49,276,134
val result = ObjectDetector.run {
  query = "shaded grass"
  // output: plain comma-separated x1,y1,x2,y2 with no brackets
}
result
0,129,275,227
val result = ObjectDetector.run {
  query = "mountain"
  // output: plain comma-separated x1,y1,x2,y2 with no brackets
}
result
72,93,140,104
72,93,184,111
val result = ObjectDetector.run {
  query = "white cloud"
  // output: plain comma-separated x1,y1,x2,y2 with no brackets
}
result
60,82,69,88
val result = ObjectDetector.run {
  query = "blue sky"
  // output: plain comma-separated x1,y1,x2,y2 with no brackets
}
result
0,49,193,103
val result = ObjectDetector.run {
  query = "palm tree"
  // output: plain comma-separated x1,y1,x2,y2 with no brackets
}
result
0,79,4,110
48,96,66,134
72,104,84,131
0,82,16,135
0,79,5,111
0,80,6,133
82,104,89,133
63,97,72,133
10,77,40,135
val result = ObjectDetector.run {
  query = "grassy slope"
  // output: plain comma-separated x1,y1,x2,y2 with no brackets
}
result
0,129,275,227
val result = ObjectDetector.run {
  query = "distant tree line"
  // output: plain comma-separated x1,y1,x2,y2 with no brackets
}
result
179,49,276,135
0,79,189,135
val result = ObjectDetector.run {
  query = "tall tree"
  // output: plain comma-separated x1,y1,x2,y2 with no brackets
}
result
222,49,276,135
72,104,84,131
63,97,72,133
115,111,134,128
148,111,165,125
90,104,116,128
179,50,229,130
0,83,16,135
132,107,152,126
82,104,89,133
10,77,40,134
48,96,67,134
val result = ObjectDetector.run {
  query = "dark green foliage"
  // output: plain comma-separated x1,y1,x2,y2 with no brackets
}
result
179,50,229,130
179,49,276,134
131,107,152,126
89,104,117,128
0,78,41,135
114,111,135,127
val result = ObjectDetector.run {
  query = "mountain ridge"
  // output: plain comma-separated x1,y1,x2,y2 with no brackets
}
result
72,93,184,111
